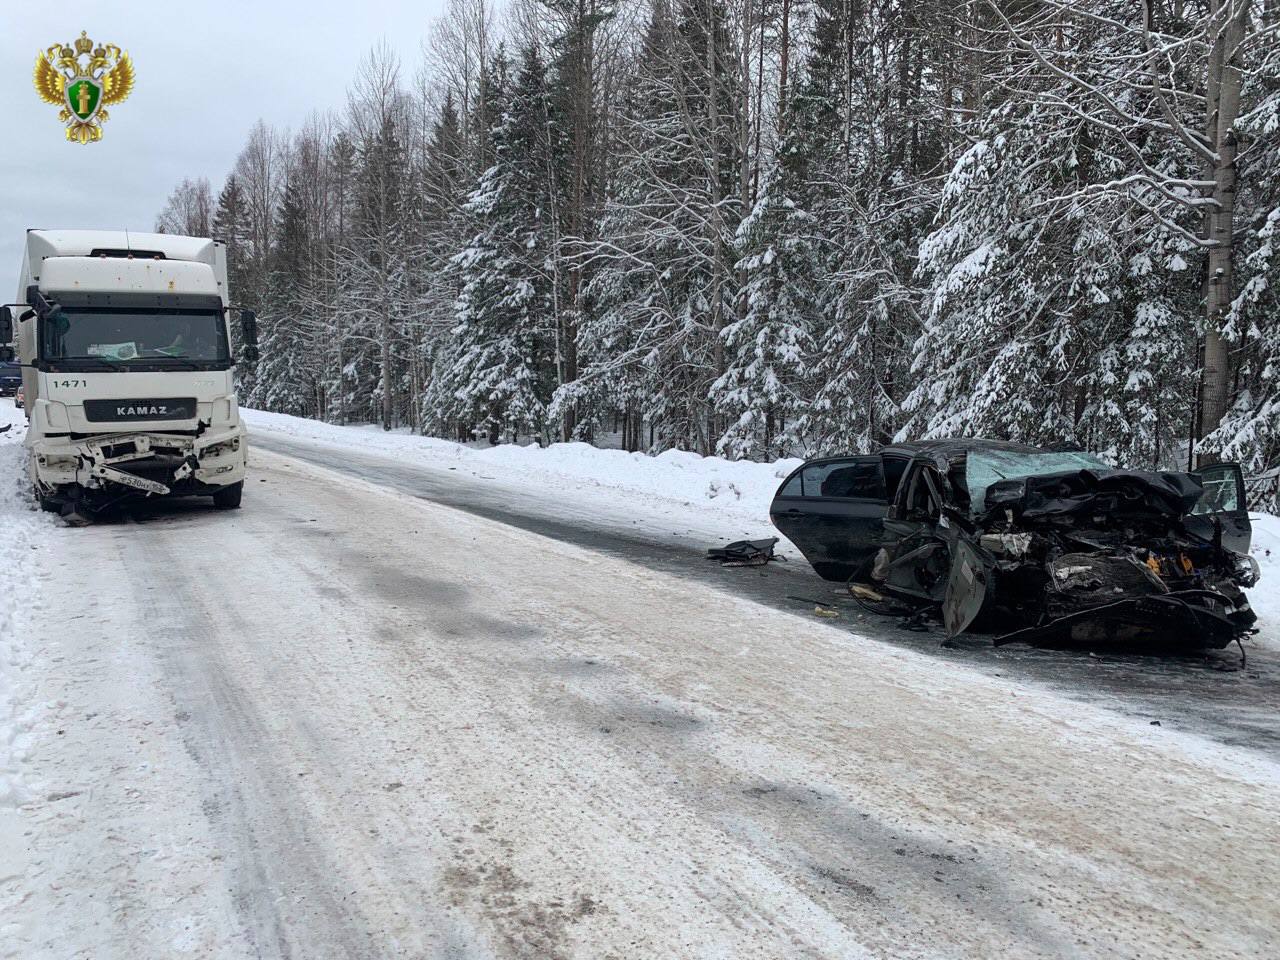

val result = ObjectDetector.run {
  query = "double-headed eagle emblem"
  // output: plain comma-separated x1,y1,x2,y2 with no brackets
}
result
34,32,135,144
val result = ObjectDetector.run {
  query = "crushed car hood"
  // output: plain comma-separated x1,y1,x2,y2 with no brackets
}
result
980,468,1204,524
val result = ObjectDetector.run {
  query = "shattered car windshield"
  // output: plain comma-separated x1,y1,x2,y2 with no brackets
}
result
965,450,1108,513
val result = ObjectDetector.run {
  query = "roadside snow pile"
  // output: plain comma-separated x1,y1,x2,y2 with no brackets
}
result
0,402,51,807
243,408,803,526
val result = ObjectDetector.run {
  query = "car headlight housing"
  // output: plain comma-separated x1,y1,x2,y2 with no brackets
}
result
1234,553,1261,589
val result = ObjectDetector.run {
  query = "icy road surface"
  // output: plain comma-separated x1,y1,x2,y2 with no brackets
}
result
6,436,1280,957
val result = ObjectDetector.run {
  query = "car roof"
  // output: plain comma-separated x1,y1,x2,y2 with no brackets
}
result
792,439,1061,473
878,438,1046,459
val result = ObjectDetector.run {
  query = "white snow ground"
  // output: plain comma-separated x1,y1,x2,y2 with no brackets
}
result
0,401,54,809
1,402,1279,958
243,408,805,544
1247,512,1280,650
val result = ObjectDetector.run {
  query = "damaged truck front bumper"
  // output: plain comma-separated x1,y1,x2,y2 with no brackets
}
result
32,426,247,505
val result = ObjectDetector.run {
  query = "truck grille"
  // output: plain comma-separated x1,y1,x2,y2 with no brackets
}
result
114,454,186,483
84,398,197,422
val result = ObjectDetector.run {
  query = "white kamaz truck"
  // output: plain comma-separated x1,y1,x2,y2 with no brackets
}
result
1,229,256,519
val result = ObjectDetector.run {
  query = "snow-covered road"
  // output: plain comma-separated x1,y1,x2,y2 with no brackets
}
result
5,425,1280,958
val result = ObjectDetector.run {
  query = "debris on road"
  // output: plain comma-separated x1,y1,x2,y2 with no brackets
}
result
706,536,781,567
784,594,844,618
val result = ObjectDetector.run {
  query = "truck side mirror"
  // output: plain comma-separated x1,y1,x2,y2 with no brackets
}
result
25,288,59,318
0,307,11,344
239,310,259,365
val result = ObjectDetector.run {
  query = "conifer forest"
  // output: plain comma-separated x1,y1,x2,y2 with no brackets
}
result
156,0,1280,504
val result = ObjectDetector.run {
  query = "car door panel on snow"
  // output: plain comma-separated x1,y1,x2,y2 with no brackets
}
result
770,456,889,581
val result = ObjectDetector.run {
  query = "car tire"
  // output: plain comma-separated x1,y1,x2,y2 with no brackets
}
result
212,481,244,510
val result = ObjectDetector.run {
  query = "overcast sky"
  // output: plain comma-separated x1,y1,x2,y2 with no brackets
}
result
0,0,449,298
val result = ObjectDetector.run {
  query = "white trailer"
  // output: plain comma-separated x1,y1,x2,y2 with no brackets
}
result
1,229,254,518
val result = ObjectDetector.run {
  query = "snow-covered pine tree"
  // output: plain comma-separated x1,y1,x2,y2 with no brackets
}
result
562,0,744,454
344,110,411,429
252,174,316,415
434,45,556,443
904,105,1200,466
712,157,818,459
213,174,258,395
316,131,357,423
552,1,676,450
790,0,941,455
414,93,471,434
538,0,616,442
422,52,510,441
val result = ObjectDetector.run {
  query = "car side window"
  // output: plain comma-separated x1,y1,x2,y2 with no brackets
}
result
793,458,886,500
1191,464,1242,514
903,466,942,520
883,456,909,500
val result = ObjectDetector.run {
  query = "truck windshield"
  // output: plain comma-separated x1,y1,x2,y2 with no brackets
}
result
40,306,230,369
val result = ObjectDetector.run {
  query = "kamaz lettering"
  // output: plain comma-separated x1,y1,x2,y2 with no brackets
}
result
117,404,170,417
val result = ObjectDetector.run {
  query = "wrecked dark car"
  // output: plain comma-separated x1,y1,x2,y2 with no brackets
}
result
770,440,1259,649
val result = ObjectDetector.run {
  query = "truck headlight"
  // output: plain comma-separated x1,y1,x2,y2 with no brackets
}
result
201,437,240,459
38,400,70,431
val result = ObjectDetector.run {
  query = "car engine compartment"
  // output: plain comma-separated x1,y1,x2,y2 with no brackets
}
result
873,463,1259,649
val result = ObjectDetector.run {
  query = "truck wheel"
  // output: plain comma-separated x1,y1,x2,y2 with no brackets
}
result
212,482,244,510
38,496,60,513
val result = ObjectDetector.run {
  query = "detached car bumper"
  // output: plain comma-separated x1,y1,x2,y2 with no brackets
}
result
32,425,247,499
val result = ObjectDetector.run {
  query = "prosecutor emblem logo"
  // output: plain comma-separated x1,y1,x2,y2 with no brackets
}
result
34,31,135,144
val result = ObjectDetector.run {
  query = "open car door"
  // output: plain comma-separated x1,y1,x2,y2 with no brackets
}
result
942,538,990,637
769,456,889,581
1187,462,1252,554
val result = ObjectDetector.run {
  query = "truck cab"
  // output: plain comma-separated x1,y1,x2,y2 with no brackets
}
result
0,357,20,397
4,229,252,516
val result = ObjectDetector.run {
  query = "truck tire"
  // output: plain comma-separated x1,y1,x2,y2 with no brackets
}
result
38,496,60,513
212,481,244,510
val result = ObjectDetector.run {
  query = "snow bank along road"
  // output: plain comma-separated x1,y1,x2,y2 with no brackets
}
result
249,414,1280,760
3,414,1277,958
